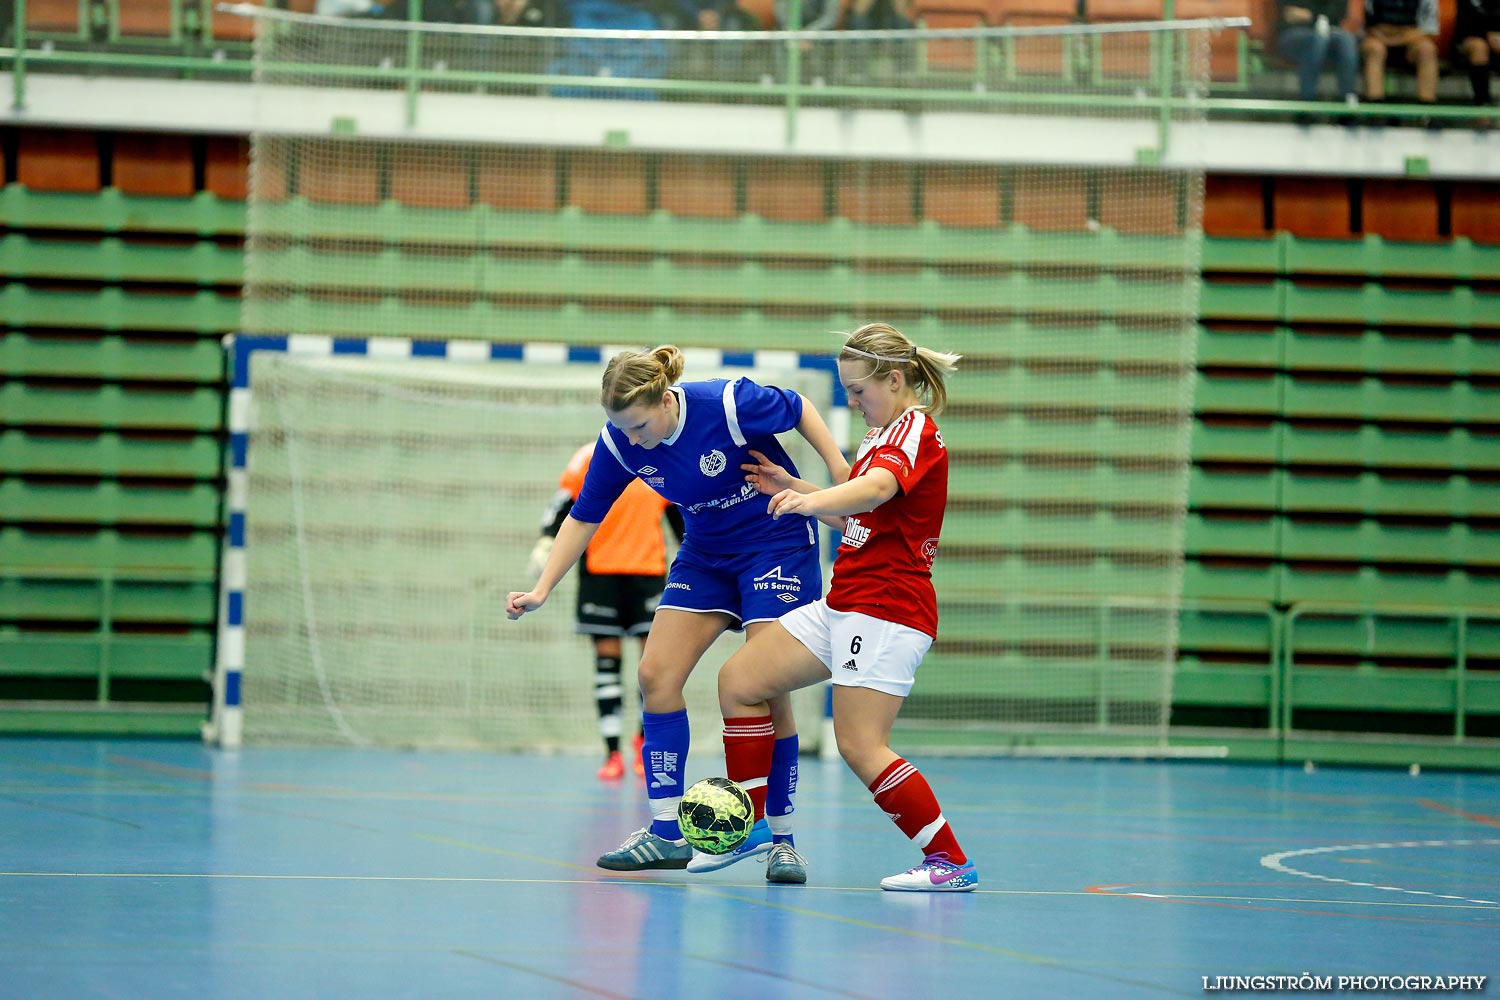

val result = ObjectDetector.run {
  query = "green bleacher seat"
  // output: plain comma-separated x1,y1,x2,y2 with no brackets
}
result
0,234,242,286
1280,470,1500,519
0,186,247,237
1279,518,1498,566
0,333,224,382
1190,466,1278,510
1278,564,1500,606
1,287,240,333
0,631,213,681
1282,329,1500,378
0,577,216,623
0,479,220,526
0,527,218,573
1282,425,1500,472
0,430,222,478
1190,420,1278,464
0,383,222,431
1283,375,1497,424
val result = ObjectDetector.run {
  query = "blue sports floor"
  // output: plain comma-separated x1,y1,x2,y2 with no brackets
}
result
1,739,1496,1000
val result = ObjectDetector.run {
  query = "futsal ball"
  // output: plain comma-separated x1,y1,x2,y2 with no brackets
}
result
677,777,754,855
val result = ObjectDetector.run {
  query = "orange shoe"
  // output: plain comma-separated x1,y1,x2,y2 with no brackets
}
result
632,733,646,777
597,751,625,781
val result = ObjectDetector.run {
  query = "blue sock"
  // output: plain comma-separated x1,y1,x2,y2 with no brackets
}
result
643,708,690,841
765,734,798,846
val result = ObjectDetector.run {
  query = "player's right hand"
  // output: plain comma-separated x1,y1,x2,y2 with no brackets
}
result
767,488,811,520
506,590,547,620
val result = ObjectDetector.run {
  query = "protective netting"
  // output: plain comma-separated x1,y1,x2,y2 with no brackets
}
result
234,6,1215,751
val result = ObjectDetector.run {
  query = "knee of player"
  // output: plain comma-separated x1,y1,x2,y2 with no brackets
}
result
715,657,757,712
636,657,680,701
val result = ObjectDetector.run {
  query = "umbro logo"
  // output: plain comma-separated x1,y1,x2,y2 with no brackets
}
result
638,466,657,475
777,593,798,603
841,659,858,671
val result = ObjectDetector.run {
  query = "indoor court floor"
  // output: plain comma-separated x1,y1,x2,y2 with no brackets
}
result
1,738,1496,999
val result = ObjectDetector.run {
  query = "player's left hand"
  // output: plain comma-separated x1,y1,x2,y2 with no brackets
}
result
743,449,794,496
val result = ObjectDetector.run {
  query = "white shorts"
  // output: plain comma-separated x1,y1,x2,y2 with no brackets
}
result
778,599,933,699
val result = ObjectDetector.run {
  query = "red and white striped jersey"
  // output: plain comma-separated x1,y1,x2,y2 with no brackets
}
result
826,407,948,638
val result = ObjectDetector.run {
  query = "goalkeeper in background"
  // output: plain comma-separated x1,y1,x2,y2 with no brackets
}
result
529,443,685,781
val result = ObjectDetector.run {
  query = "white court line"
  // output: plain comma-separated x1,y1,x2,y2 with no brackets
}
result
1260,839,1500,907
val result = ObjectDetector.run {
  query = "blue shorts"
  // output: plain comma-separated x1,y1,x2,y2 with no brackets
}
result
658,540,821,630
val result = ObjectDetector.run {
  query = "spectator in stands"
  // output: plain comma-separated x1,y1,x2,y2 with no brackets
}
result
1454,0,1500,111
844,0,911,78
1275,0,1360,106
496,0,568,24
1360,0,1440,117
654,0,761,80
845,0,909,32
774,0,842,81
548,0,667,98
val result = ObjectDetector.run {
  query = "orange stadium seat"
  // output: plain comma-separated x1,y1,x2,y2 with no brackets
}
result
1175,0,1252,82
1272,176,1352,239
476,148,558,211
991,0,1078,79
212,0,262,43
298,143,380,205
112,133,195,198
568,152,649,216
1086,0,1164,80
658,157,738,219
745,160,828,221
1011,167,1090,231
1203,174,1268,237
912,0,993,73
17,129,101,193
1450,183,1500,245
204,137,250,201
923,165,1002,228
836,164,917,226
1361,180,1440,243
25,0,86,35
389,147,473,210
113,0,178,39
1099,171,1182,235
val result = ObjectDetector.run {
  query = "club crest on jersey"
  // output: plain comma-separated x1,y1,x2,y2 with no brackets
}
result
922,537,940,566
842,518,871,549
699,449,727,477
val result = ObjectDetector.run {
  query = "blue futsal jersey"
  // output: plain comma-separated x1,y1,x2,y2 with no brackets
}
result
571,378,819,555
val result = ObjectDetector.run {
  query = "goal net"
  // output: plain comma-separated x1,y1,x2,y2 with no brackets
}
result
233,347,835,751
226,6,1220,753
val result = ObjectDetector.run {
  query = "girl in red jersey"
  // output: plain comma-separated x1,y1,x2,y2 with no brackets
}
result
712,322,975,891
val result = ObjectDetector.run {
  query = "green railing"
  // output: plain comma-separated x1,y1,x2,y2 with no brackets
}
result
9,2,1490,137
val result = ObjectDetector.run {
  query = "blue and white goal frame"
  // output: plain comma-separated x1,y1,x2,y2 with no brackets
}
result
207,334,848,749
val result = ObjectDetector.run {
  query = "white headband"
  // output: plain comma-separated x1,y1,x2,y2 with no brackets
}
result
841,344,913,365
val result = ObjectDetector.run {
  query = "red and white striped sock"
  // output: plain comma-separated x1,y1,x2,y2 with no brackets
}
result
723,715,775,821
869,757,968,865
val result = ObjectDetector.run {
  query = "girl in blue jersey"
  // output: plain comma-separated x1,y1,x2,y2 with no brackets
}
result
507,346,849,881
